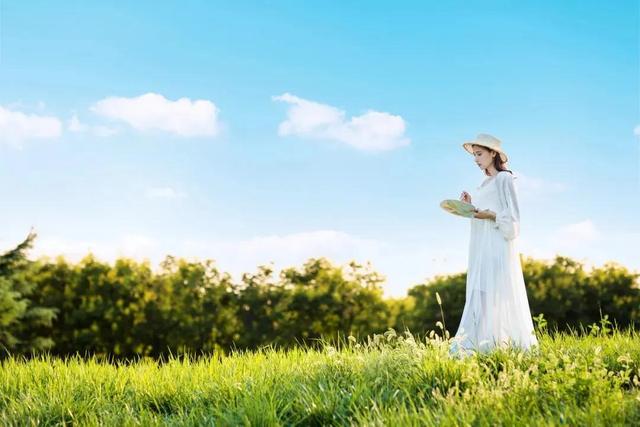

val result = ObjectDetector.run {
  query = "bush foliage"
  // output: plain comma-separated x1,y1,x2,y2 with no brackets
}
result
1,232,638,358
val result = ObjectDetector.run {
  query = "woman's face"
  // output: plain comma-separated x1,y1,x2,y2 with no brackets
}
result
472,145,495,171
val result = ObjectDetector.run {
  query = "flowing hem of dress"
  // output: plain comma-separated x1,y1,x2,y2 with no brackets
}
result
447,288,540,359
447,331,539,359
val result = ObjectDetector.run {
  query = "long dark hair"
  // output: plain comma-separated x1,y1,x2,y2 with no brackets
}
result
473,144,513,176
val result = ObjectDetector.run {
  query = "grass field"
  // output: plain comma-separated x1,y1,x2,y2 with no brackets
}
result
1,323,639,426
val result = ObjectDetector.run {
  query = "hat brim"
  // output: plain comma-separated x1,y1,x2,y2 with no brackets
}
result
462,142,508,163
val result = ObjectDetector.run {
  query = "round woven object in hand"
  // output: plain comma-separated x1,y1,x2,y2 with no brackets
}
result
440,199,477,218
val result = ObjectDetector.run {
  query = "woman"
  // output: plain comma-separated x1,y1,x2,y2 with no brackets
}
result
448,134,539,358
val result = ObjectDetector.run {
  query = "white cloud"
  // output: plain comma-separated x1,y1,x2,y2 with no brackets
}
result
272,92,410,151
634,125,640,137
145,187,186,200
5,100,46,111
183,230,386,271
68,114,119,137
24,230,384,270
120,235,157,257
521,218,603,266
0,105,62,146
24,229,390,288
519,220,639,275
28,237,103,261
515,172,568,194
91,92,221,137
30,234,159,263
515,171,569,206
557,219,600,243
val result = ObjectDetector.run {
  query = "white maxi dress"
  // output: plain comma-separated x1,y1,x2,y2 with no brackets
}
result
448,171,539,357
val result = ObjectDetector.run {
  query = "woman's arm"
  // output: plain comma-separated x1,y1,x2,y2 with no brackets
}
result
492,172,520,240
473,209,496,220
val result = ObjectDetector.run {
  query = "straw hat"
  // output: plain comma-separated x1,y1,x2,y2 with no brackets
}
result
462,133,508,163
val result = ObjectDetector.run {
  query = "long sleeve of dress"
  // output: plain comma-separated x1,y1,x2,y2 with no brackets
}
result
492,172,520,240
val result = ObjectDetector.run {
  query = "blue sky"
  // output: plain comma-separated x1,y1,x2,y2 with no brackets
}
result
1,1,638,297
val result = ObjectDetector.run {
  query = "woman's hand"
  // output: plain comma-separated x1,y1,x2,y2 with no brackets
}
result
473,209,496,220
460,191,472,204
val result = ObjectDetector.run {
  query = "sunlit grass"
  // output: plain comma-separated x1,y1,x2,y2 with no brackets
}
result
1,319,639,426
